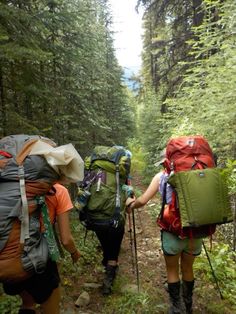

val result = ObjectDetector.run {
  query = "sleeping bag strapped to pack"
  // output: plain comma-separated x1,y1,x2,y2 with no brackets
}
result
75,145,131,230
0,134,60,283
157,135,232,238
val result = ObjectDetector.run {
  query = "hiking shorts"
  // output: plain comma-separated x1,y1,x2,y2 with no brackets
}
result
161,230,202,256
3,259,60,304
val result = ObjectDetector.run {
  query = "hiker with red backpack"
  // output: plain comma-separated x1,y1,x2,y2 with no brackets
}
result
126,136,232,314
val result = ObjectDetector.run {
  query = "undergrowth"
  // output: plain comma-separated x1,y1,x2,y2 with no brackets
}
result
0,292,20,314
194,240,236,312
102,290,166,314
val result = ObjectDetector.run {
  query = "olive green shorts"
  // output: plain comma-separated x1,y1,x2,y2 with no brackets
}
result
161,230,202,256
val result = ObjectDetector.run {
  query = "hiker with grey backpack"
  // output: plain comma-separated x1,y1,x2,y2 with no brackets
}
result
75,145,133,295
3,183,81,314
0,135,83,314
126,136,232,314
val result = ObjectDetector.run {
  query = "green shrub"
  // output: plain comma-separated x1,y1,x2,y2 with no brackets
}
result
195,241,236,307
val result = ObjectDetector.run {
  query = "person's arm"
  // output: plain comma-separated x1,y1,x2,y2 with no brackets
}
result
126,172,161,213
54,184,81,263
57,211,80,263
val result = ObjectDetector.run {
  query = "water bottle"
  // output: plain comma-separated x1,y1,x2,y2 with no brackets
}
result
122,184,134,198
75,189,91,211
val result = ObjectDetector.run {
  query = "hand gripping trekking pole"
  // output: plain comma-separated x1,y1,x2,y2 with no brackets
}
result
202,240,224,300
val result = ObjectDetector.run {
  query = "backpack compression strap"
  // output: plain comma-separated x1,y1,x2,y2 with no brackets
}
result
113,164,121,228
89,146,127,228
18,165,30,244
17,139,39,245
113,148,128,227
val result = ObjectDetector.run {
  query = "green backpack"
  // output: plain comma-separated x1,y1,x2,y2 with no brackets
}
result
168,168,232,228
75,145,131,230
158,135,232,239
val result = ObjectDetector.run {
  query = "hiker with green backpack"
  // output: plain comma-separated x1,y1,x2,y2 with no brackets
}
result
75,145,133,295
126,136,232,314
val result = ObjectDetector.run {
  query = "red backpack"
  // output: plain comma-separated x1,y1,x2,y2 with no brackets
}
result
157,135,217,238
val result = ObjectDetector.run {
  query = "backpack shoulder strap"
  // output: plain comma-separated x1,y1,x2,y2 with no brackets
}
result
159,181,167,220
38,196,60,262
113,163,121,227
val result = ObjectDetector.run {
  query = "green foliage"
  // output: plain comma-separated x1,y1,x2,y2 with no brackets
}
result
137,0,236,158
0,288,20,314
134,4,236,308
66,211,101,267
128,137,156,186
225,159,236,196
195,242,236,307
136,0,236,180
103,290,166,314
134,87,168,180
0,0,135,154
162,0,236,159
128,139,146,175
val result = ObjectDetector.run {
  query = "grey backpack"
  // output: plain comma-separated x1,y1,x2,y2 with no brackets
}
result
0,134,59,283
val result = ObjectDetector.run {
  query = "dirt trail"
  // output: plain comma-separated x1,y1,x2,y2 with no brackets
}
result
119,200,168,309
61,204,167,313
60,174,169,313
118,174,169,310
59,175,227,314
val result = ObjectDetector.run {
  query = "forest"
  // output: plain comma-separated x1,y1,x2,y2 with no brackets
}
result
0,0,236,313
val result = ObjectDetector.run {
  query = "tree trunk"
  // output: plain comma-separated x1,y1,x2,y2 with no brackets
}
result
0,65,7,136
192,0,204,27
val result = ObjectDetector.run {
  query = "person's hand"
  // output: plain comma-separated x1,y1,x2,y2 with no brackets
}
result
70,249,81,263
125,197,136,214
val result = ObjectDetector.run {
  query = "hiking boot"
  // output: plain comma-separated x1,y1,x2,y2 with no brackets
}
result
168,281,182,314
182,280,194,314
102,265,118,296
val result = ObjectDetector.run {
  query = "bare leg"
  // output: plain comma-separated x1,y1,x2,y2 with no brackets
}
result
164,253,181,283
19,291,36,311
40,286,61,314
180,252,195,281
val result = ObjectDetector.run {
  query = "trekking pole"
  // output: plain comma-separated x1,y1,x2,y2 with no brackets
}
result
202,240,224,300
132,208,140,292
128,213,135,274
125,175,140,291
